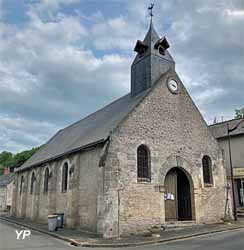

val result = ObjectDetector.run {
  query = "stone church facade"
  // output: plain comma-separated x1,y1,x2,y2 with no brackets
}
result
12,21,229,238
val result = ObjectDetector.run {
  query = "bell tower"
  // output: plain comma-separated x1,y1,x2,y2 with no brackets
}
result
131,19,175,97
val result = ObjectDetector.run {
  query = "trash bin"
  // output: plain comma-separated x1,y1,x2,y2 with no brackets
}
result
48,215,58,231
55,212,64,228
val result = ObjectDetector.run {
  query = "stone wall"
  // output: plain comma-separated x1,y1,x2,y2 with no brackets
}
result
13,145,103,232
0,187,7,211
12,69,229,238
101,70,228,237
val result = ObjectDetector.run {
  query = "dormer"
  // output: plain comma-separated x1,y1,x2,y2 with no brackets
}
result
154,37,170,55
134,40,148,55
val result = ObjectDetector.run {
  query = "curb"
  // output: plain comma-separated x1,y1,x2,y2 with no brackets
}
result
1,217,243,248
81,226,244,248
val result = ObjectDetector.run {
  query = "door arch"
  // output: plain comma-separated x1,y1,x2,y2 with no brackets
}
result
164,167,193,221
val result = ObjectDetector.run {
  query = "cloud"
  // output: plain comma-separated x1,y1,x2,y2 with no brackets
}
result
0,115,58,152
157,0,244,122
0,1,131,152
0,0,243,152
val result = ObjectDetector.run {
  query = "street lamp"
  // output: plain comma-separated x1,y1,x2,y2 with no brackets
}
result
227,118,244,221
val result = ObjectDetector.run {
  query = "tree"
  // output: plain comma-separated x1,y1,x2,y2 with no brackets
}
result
11,147,39,167
0,151,13,174
235,107,244,119
0,147,40,175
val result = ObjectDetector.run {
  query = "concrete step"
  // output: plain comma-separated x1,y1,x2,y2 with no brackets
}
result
237,207,244,212
237,207,244,215
163,221,196,229
237,212,244,217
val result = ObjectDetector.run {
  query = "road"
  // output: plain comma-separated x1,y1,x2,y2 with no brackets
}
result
0,219,243,250
0,220,74,250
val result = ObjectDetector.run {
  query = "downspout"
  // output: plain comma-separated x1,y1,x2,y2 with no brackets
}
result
118,189,120,238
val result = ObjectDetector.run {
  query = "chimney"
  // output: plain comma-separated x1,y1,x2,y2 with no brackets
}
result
4,167,10,175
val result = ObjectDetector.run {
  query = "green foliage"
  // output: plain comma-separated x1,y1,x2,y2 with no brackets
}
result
0,147,40,175
235,107,244,119
0,151,13,174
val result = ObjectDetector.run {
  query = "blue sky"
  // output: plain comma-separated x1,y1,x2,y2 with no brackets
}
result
0,0,243,152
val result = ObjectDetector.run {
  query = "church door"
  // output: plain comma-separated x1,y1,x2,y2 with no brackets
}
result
165,167,192,221
177,169,192,220
164,169,178,220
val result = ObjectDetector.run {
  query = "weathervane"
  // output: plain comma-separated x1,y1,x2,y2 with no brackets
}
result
148,3,154,21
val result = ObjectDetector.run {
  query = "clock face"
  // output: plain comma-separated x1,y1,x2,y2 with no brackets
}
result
167,79,179,94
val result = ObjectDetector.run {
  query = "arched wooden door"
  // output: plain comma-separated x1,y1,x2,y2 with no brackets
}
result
165,167,192,221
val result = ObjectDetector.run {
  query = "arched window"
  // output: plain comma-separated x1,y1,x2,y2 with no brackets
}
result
20,175,24,195
202,155,213,185
137,145,151,181
62,163,68,192
30,172,36,194
43,168,49,194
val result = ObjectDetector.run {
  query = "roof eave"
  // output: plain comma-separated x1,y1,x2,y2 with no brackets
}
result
15,138,107,173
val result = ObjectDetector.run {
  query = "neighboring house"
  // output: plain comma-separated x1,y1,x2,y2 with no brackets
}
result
209,118,244,208
12,20,229,238
0,172,15,213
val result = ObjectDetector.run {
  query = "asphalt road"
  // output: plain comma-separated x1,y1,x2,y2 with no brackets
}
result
0,219,243,250
0,220,74,250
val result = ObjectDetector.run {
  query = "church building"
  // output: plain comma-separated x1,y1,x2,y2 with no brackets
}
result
12,19,229,238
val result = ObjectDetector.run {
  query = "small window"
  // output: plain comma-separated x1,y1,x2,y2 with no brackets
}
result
62,163,68,192
137,145,151,181
202,155,213,185
43,168,49,194
20,176,24,195
30,172,36,195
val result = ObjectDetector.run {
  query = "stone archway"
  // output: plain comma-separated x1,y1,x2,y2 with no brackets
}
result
164,167,193,221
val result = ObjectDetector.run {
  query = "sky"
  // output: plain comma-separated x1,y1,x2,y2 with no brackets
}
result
0,0,243,153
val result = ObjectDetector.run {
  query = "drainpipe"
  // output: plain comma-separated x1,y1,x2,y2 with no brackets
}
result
227,123,237,221
117,189,120,239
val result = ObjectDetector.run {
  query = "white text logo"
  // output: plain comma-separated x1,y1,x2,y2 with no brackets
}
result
16,230,31,240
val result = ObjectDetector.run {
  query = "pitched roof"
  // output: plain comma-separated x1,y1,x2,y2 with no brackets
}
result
16,90,150,172
0,173,15,187
209,118,244,139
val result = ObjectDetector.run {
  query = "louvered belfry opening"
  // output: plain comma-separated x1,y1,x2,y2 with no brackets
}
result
137,145,151,181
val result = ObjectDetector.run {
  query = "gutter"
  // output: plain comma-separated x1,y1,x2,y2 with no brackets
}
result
15,139,105,173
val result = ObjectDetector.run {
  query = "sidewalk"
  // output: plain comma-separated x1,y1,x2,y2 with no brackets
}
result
0,215,243,247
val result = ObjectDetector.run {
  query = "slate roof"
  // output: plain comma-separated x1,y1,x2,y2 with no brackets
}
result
209,118,244,139
16,90,150,172
0,173,15,187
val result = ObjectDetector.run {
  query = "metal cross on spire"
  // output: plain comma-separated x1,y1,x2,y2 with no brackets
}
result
148,3,154,22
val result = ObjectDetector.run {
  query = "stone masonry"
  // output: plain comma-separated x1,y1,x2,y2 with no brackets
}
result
98,69,228,238
11,20,230,239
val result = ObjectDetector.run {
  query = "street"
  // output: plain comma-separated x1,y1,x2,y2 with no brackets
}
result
0,220,243,250
0,220,74,250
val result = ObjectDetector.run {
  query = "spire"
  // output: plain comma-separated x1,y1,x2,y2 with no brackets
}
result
143,19,160,53
131,8,175,97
